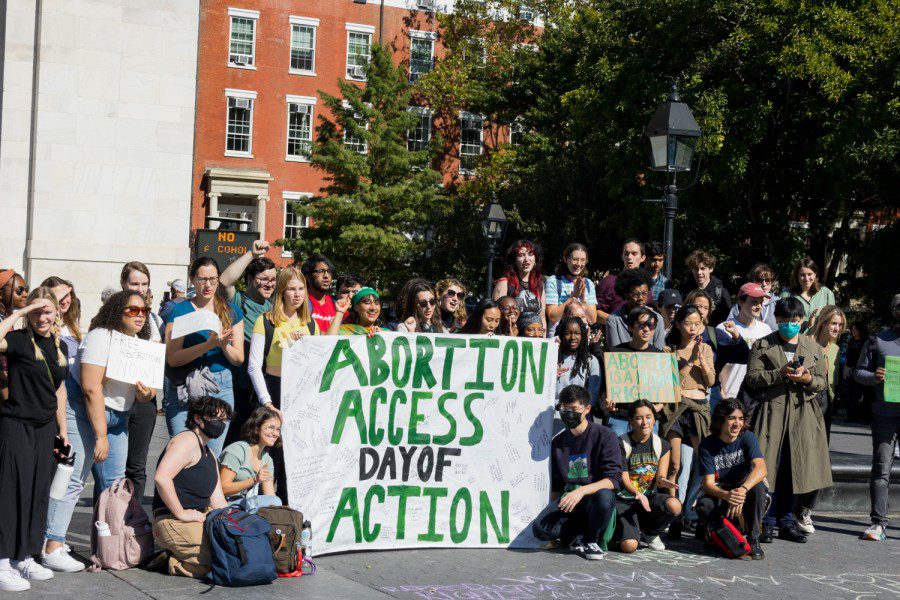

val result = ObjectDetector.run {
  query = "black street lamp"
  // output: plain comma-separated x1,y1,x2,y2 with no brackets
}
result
643,80,703,281
480,195,508,297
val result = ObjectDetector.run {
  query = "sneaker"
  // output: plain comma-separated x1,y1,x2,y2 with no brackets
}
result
795,508,815,535
863,523,886,541
581,542,605,560
568,538,585,554
778,523,808,543
41,544,85,573
0,567,30,592
11,558,53,581
748,539,765,560
645,535,666,551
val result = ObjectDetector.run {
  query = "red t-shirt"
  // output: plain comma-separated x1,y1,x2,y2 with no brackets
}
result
309,294,337,333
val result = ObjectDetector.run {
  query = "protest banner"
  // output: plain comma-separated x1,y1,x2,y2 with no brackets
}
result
170,309,222,339
603,351,680,404
280,332,557,555
104,331,166,389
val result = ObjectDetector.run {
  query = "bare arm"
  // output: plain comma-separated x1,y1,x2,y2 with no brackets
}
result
209,459,229,510
218,240,270,301
491,279,508,301
165,321,215,367
81,363,110,460
55,381,67,445
154,434,204,520
327,299,349,336
219,466,255,497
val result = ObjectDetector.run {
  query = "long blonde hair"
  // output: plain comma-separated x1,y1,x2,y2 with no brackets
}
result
436,278,468,324
25,287,67,368
40,276,82,342
812,305,846,345
266,268,311,326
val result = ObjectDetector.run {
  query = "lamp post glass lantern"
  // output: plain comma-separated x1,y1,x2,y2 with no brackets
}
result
643,81,702,280
481,198,508,297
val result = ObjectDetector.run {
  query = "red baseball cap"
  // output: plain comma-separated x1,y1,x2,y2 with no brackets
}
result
739,282,771,299
0,269,16,290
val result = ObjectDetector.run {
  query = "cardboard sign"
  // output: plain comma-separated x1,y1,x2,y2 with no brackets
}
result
604,351,680,404
280,332,558,555
104,331,166,389
170,309,222,339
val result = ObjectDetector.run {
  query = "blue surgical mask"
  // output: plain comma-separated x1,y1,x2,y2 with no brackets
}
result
778,322,801,339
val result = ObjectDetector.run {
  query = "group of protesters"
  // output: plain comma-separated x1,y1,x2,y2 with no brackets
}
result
0,235,896,589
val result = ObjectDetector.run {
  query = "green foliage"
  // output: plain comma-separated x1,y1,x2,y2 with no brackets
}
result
278,45,443,294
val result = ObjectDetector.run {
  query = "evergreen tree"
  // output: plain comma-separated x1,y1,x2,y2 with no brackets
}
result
279,45,442,293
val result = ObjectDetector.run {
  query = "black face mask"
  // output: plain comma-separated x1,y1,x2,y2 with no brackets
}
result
559,409,584,430
199,417,227,439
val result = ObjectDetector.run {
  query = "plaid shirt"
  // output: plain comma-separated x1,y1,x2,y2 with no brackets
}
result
650,273,670,302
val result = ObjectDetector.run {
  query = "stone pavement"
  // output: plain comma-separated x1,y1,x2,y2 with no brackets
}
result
39,415,899,600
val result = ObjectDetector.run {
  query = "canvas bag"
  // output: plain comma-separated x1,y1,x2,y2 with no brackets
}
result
257,506,305,574
89,478,154,571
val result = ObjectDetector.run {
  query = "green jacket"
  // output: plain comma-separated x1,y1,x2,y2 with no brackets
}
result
745,331,832,494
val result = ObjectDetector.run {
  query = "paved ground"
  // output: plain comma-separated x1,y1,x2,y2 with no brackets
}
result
34,415,899,600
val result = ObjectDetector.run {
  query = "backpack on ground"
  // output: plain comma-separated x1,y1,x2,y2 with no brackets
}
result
257,506,305,575
89,478,153,571
708,516,751,559
205,507,277,586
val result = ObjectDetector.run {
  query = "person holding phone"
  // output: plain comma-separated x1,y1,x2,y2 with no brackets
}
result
745,297,830,544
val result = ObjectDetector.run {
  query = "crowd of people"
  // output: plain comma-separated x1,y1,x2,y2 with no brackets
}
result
0,235,896,589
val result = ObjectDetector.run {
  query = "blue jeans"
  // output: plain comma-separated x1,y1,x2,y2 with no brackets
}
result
677,443,701,522
709,384,722,414
607,416,659,438
45,378,130,542
164,368,234,457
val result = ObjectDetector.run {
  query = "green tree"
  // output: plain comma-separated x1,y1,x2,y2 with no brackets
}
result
279,45,443,293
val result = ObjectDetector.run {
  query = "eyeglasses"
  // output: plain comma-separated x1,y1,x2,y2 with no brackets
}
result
635,321,657,331
14,286,28,295
194,276,219,285
417,299,437,308
628,290,649,300
254,277,276,286
262,425,281,433
311,269,333,276
500,305,520,313
443,289,463,299
123,306,151,317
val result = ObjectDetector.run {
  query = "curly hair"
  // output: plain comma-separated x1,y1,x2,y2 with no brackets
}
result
556,315,593,379
614,268,652,300
186,395,234,430
88,291,152,339
711,398,746,437
240,406,282,448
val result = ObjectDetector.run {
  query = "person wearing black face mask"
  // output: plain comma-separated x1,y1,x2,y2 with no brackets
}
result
533,385,621,561
151,396,233,579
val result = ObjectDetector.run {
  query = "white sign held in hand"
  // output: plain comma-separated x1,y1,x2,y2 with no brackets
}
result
171,309,222,339
105,331,166,389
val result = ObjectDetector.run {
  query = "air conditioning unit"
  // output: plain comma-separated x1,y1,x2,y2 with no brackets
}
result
234,98,251,110
518,6,535,21
347,65,366,79
417,0,435,11
232,55,251,66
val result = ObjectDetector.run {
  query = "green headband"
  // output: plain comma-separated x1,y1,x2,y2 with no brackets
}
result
351,287,379,306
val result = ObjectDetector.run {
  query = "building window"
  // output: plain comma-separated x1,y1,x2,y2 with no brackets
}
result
510,119,524,146
518,5,536,23
407,108,432,152
228,8,258,68
409,31,436,82
283,192,312,255
225,89,256,157
286,95,316,161
460,113,483,174
346,24,374,80
290,17,318,74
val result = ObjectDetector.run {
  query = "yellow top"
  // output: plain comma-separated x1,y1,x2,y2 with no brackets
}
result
252,315,313,368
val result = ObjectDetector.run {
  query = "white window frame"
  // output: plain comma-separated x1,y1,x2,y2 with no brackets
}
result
341,101,369,155
459,112,484,175
282,191,313,256
224,88,257,158
409,30,437,82
509,118,525,146
289,16,319,76
285,95,317,162
407,106,432,152
227,8,259,69
345,23,375,81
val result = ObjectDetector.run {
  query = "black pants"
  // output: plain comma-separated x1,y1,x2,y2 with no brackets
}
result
696,481,767,541
225,385,255,449
764,434,797,528
532,488,616,545
263,374,288,505
615,493,678,543
0,417,56,559
126,397,157,502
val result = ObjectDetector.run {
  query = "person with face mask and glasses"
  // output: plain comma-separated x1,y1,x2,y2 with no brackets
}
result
745,297,830,545
152,396,233,579
533,385,621,561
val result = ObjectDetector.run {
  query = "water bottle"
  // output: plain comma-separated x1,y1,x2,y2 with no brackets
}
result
300,520,313,559
95,521,111,537
49,452,76,501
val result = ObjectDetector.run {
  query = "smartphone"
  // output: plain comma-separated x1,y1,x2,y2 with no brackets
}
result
796,356,805,367
54,435,71,459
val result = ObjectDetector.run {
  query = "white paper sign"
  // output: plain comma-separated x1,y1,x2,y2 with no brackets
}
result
171,309,222,339
281,332,557,556
105,331,166,389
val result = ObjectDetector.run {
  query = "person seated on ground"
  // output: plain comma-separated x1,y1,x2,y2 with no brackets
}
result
151,396,232,579
615,400,681,553
219,406,282,508
695,399,768,560
533,385,621,560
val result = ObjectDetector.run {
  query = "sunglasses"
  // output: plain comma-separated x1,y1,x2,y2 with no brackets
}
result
443,289,463,299
123,306,151,317
417,299,437,308
14,286,28,295
635,321,657,331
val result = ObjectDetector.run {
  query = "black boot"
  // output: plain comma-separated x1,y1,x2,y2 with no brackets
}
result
667,519,682,540
759,524,775,543
778,523,808,543
748,539,765,560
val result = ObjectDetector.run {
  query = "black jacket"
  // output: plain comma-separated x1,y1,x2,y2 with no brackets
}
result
681,275,732,327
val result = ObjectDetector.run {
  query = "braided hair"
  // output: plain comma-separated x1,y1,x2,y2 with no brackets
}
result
556,315,593,379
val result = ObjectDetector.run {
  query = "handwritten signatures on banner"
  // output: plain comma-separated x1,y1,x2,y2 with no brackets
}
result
382,570,900,599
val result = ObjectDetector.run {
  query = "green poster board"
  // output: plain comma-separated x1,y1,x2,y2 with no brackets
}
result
885,356,900,403
603,351,681,404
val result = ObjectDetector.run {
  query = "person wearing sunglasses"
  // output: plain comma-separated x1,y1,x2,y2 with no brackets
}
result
300,254,338,333
604,268,666,351
436,278,468,332
0,269,28,403
41,291,155,573
394,278,447,334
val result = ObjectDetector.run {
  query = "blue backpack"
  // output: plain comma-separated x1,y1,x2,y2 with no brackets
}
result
205,508,277,587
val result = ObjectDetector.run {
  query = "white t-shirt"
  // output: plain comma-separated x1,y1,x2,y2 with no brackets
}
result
71,328,138,412
716,318,773,399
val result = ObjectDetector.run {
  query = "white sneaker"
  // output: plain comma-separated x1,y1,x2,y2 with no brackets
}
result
582,542,605,560
863,523,886,541
41,545,85,572
795,508,815,535
0,567,30,592
645,535,666,551
12,558,53,580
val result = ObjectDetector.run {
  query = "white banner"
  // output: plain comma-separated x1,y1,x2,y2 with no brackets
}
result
281,332,557,555
105,331,166,389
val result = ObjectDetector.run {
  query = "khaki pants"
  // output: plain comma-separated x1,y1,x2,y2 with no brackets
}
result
153,509,212,579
